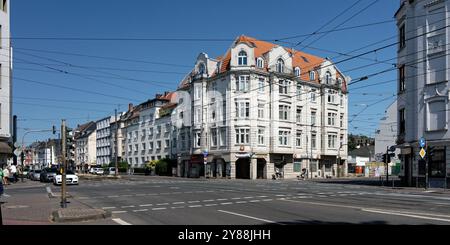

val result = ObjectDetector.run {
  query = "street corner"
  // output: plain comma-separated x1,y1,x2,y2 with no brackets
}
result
51,207,112,223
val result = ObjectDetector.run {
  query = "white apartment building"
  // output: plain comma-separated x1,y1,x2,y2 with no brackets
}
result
74,121,97,171
0,0,11,165
175,35,349,179
96,116,113,165
396,0,450,187
124,93,176,167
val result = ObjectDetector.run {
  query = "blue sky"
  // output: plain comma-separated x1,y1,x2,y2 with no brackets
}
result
11,0,400,144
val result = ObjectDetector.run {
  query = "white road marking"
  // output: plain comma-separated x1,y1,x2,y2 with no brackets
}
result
249,200,261,203
112,218,132,225
220,202,233,205
132,209,148,212
276,194,286,197
362,209,450,223
173,202,185,204
216,198,228,201
204,204,218,207
243,196,253,199
139,204,153,207
112,211,128,214
257,196,268,198
189,205,202,208
188,201,200,203
231,197,242,200
236,201,247,204
122,195,132,197
152,207,167,210
102,207,116,210
156,203,169,206
135,194,146,196
121,205,135,208
203,199,214,202
218,210,285,225
262,199,273,202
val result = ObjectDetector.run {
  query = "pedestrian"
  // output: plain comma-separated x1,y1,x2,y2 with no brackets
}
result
2,167,9,185
18,165,24,182
0,167,4,196
10,164,17,183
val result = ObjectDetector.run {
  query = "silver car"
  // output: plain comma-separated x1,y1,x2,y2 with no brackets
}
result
29,170,42,181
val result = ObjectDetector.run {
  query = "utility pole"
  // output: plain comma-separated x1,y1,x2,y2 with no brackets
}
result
60,120,67,208
115,109,119,177
385,146,389,183
13,115,17,166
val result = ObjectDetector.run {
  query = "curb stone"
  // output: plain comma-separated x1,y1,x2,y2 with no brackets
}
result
51,208,111,223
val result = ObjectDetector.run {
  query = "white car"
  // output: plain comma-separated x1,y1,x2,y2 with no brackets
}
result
94,168,104,175
54,171,79,185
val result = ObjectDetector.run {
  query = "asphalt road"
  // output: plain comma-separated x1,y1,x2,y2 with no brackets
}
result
44,176,450,225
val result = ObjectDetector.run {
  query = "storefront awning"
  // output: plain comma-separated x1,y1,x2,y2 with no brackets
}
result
0,142,12,154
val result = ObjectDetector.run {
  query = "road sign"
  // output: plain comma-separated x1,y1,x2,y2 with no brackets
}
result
13,149,22,157
419,148,426,159
419,137,426,148
202,150,208,157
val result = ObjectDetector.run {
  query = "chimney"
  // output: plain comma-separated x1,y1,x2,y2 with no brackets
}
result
128,103,133,111
164,91,170,96
155,93,162,98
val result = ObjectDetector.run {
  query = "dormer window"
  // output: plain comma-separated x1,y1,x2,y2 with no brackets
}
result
337,78,342,87
256,58,264,68
309,71,315,81
199,63,206,75
325,71,332,84
276,58,284,73
238,51,248,66
294,67,301,77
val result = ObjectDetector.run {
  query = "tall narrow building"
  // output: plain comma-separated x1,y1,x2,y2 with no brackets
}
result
396,0,450,187
0,0,11,166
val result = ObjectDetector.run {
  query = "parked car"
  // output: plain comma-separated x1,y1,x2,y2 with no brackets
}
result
54,170,79,185
94,168,104,175
29,170,42,181
40,167,58,182
105,167,116,175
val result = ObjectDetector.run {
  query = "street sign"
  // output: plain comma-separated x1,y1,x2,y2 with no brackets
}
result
419,137,426,148
13,149,22,157
202,150,208,157
419,148,426,159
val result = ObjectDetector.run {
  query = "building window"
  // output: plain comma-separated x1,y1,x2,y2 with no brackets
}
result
157,126,162,135
220,128,226,146
328,134,337,149
148,128,153,138
141,143,146,150
199,63,206,74
340,134,344,149
1,0,6,13
327,89,336,104
325,71,332,84
258,128,265,145
236,75,250,92
311,111,316,126
427,100,446,131
257,58,264,68
180,133,186,150
195,107,201,123
156,141,161,149
211,129,217,147
238,51,248,66
399,65,405,93
258,78,265,93
296,107,302,123
279,80,289,95
429,149,445,177
310,71,315,81
340,94,343,107
195,86,201,100
278,130,290,146
296,83,302,100
295,67,301,77
399,24,405,50
279,104,291,120
328,112,337,126
149,142,153,151
195,132,201,147
340,114,344,128
258,104,264,119
399,108,405,134
296,131,302,147
276,58,284,73
311,133,317,149
337,78,342,87
235,128,250,144
235,101,250,118
310,88,317,102
165,139,170,149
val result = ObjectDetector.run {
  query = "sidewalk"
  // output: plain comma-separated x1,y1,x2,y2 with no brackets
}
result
1,180,111,225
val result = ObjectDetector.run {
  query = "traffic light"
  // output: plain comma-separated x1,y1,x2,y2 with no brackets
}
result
52,125,56,134
382,153,391,163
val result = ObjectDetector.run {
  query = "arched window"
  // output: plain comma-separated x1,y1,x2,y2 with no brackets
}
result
309,71,315,81
199,63,206,74
276,58,284,73
238,51,247,66
325,71,332,84
295,67,301,77
337,78,342,87
257,58,264,68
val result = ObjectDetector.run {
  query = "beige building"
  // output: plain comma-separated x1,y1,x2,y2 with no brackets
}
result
0,0,11,165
